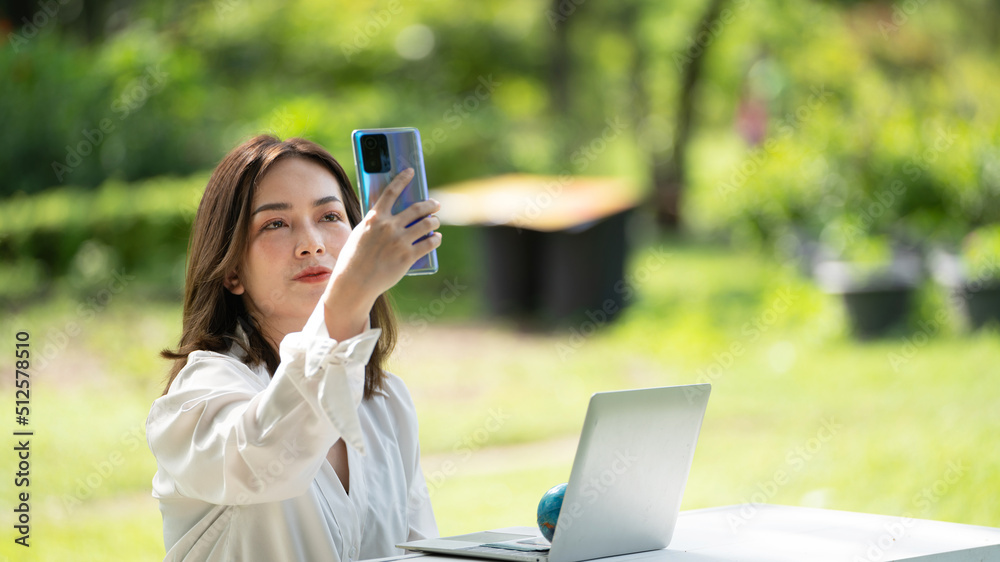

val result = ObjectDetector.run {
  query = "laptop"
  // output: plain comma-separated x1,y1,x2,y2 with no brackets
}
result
398,383,711,562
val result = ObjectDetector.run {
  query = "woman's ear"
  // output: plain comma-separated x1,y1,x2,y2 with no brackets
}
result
223,271,245,295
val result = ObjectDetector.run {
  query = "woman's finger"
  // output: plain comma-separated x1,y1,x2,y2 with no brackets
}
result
406,215,441,245
396,198,440,227
372,168,416,215
410,231,442,257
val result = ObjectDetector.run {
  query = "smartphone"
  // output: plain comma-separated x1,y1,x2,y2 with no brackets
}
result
351,127,438,276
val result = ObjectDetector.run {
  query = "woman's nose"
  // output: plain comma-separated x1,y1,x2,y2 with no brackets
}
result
296,225,326,256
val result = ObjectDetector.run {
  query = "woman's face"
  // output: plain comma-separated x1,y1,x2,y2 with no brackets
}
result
225,156,353,337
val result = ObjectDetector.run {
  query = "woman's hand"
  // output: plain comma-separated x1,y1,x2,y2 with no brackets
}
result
321,168,442,340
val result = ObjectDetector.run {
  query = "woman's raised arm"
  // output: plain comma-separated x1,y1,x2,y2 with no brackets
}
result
147,300,380,505
321,168,441,342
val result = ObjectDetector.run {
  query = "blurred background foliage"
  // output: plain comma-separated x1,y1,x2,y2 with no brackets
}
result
2,0,1000,559
2,0,1000,296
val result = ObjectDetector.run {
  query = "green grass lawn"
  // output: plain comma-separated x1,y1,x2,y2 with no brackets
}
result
1,236,998,560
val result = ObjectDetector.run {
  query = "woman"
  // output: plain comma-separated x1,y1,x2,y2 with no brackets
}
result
146,135,441,561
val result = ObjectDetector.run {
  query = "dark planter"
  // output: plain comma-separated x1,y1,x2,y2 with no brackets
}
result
814,252,923,339
958,281,1000,329
841,287,914,339
928,249,1000,330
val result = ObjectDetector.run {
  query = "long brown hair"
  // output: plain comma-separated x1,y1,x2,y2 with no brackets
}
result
161,135,396,398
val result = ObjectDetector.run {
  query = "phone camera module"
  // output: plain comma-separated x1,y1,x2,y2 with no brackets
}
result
360,134,390,174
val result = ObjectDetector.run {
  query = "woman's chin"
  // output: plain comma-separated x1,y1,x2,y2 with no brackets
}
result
292,279,328,299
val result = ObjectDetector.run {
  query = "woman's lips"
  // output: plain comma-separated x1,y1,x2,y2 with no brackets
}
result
295,272,331,284
293,267,332,283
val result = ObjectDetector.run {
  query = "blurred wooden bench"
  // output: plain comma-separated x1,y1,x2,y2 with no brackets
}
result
430,174,643,326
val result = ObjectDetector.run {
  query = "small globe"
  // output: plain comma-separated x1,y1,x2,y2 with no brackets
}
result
536,482,567,542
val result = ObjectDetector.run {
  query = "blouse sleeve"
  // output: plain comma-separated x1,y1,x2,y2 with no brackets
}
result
146,299,380,505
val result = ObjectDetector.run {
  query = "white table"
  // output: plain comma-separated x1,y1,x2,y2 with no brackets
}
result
368,504,1000,561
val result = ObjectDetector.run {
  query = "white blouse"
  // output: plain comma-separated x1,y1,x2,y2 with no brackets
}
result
146,300,437,561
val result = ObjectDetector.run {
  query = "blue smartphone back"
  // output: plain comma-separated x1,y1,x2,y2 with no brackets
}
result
351,127,438,276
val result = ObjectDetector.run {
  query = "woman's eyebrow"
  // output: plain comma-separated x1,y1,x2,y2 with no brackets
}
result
252,196,342,216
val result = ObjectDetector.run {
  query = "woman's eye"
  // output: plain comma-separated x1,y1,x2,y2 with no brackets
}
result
263,219,286,230
322,212,342,222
